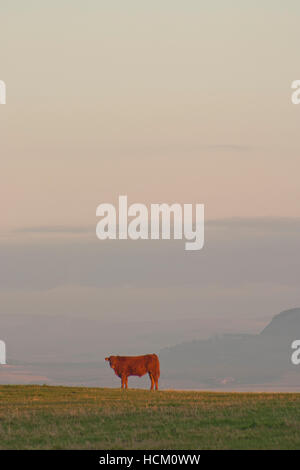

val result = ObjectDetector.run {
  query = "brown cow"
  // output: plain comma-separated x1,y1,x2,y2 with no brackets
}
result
105,354,160,390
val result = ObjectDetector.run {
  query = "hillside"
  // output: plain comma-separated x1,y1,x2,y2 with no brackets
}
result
160,309,300,387
1,385,300,449
260,308,300,337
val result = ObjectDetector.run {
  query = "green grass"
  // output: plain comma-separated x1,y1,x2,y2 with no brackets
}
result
0,385,300,449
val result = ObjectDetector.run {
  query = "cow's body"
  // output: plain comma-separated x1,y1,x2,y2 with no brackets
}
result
105,354,160,390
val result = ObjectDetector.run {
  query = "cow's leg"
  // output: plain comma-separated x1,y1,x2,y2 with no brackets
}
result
125,376,129,389
148,373,154,391
121,375,125,389
154,376,159,391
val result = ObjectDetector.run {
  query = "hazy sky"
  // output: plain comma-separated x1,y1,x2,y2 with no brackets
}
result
1,2,300,373
1,1,300,230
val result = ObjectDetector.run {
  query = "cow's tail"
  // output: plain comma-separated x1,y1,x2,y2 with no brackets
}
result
153,353,160,378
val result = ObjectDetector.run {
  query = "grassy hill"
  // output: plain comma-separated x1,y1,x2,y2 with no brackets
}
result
0,386,300,449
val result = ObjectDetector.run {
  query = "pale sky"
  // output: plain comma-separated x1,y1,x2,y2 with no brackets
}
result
1,1,300,231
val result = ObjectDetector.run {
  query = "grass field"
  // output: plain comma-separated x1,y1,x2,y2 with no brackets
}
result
0,385,300,449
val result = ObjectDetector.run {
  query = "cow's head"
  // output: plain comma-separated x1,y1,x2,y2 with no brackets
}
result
105,356,117,369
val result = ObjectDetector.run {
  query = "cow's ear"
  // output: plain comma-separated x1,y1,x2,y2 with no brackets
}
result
105,357,109,361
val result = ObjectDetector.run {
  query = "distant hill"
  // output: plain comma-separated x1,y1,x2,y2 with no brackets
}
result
159,309,300,388
260,308,300,338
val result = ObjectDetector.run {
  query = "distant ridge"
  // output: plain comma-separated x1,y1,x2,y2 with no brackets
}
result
159,308,300,387
260,308,300,337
